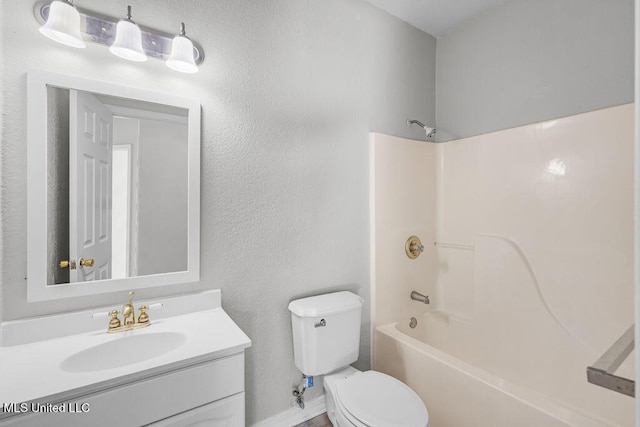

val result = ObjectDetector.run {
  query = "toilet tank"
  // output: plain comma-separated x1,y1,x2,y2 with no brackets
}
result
288,291,364,376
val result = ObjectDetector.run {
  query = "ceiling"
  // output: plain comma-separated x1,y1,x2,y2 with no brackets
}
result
363,0,511,37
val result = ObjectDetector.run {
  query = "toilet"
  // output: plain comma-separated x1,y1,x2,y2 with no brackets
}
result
288,291,429,427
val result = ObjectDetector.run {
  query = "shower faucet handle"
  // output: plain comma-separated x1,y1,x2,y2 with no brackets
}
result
405,236,425,259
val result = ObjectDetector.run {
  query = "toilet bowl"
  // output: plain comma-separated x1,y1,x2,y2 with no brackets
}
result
324,367,429,427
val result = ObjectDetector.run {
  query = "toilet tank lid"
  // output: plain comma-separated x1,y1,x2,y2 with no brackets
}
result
288,291,364,317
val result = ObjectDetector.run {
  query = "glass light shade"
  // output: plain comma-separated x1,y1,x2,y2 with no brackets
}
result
166,36,198,74
39,0,86,48
109,19,147,62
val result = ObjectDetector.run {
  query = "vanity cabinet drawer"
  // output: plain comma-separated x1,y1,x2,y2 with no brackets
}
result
0,353,245,427
147,392,244,427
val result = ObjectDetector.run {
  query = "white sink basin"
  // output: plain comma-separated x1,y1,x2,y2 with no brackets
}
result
60,331,187,372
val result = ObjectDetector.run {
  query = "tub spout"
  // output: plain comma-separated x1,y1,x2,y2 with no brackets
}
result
411,291,430,304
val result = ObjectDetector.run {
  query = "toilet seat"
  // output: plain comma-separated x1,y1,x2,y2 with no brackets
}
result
334,371,429,427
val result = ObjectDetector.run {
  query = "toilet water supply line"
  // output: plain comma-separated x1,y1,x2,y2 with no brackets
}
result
292,375,314,409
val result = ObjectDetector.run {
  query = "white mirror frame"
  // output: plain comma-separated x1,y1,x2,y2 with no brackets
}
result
26,69,201,301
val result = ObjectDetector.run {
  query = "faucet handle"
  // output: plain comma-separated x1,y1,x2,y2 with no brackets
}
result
108,310,121,330
138,306,150,324
136,303,163,325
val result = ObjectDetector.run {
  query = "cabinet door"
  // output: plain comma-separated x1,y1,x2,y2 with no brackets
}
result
0,354,245,427
148,392,244,427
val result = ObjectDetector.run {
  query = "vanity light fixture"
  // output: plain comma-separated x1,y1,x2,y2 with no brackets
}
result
166,23,198,74
34,1,204,72
38,0,86,49
109,5,147,62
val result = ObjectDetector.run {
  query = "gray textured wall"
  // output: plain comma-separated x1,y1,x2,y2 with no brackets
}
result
46,87,70,285
1,0,436,423
137,119,188,276
436,0,634,142
0,0,3,345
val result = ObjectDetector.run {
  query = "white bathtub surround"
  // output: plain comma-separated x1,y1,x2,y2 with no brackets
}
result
370,104,634,426
378,257,634,426
435,104,634,351
369,132,438,331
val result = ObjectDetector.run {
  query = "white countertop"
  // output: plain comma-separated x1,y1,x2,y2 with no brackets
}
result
0,304,250,415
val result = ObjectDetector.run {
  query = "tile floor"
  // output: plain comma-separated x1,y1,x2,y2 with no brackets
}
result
294,412,332,427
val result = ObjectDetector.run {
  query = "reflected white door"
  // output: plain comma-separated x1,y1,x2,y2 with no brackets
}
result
69,90,113,282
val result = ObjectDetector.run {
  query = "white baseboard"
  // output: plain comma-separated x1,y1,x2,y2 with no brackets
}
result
252,395,327,427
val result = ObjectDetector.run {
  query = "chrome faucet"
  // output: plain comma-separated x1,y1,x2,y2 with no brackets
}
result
411,291,430,304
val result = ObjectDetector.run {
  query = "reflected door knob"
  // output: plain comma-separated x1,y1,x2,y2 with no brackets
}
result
79,258,95,267
59,260,77,269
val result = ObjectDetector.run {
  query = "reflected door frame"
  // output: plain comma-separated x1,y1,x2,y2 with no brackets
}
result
111,143,140,279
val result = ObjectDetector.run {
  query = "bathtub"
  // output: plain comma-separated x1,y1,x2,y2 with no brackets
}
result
373,311,634,427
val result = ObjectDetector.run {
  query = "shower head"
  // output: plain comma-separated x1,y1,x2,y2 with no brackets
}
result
407,119,436,139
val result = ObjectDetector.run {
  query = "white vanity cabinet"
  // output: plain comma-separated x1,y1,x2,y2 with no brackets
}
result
1,353,246,427
0,295,251,427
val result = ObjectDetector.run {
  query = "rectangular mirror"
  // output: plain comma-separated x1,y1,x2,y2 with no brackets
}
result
27,70,200,301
